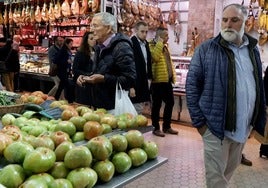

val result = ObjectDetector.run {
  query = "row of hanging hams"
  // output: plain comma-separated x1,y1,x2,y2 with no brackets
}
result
118,0,162,32
0,0,100,26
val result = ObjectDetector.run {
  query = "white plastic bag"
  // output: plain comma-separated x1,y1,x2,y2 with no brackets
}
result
113,82,138,116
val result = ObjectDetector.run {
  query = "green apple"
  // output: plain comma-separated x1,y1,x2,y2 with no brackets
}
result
69,116,86,131
86,136,113,161
49,161,70,179
34,136,55,150
67,167,98,188
72,132,85,142
101,123,112,134
1,113,16,126
125,130,144,149
0,164,25,188
4,141,34,163
117,120,127,129
109,134,128,152
135,114,148,127
112,152,132,174
23,147,56,173
82,112,101,122
128,148,148,167
54,121,76,137
54,179,73,188
54,141,75,161
100,114,118,129
93,159,115,182
27,173,55,188
64,145,92,169
28,125,47,137
75,106,93,116
142,140,159,159
13,116,28,128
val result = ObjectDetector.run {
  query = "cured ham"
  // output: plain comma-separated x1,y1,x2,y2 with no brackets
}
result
138,2,145,16
13,7,21,24
0,11,3,25
80,0,88,15
92,0,100,13
48,2,55,22
35,5,42,23
41,2,49,22
30,5,35,24
4,7,8,25
24,4,31,23
61,0,71,17
21,4,26,23
71,0,80,15
131,1,139,15
54,0,62,19
8,6,13,25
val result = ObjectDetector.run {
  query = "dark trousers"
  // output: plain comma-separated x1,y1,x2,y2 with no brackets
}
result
151,82,174,130
55,75,75,103
14,72,20,91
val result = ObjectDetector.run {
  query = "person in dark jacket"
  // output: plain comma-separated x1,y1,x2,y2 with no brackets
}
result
73,32,96,106
186,4,266,188
0,38,20,91
78,12,136,110
259,66,268,158
129,21,152,114
48,36,64,97
54,38,73,102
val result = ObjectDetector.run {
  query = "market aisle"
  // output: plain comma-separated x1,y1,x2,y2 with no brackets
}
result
124,123,268,188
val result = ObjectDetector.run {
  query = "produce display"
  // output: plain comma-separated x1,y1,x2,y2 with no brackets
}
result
0,91,159,188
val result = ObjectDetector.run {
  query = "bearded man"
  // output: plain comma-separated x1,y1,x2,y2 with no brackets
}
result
186,4,266,188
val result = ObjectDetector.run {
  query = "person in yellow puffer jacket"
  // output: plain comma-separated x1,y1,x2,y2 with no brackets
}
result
149,27,178,137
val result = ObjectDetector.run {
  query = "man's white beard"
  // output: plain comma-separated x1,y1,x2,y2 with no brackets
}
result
221,26,244,44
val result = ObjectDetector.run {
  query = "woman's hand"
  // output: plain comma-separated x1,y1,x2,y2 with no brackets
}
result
76,75,85,87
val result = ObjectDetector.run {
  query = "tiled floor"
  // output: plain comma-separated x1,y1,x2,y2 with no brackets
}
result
123,123,268,188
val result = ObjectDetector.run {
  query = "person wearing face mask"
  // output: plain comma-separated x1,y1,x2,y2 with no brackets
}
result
129,21,152,114
186,4,266,188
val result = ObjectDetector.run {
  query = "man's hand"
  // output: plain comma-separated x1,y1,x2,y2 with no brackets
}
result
197,125,207,136
129,88,136,98
83,74,104,84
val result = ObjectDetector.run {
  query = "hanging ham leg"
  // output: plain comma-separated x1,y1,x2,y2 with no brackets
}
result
62,0,71,17
30,5,35,24
92,0,100,13
35,5,42,23
71,0,80,15
4,7,8,25
48,2,55,22
80,0,88,15
41,2,49,22
24,4,31,24
54,0,62,19
8,6,13,25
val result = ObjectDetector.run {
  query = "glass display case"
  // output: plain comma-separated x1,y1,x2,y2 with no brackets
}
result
19,49,49,75
172,56,191,92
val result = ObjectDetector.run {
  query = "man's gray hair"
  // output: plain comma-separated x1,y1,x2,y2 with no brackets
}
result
223,4,248,21
94,12,117,33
